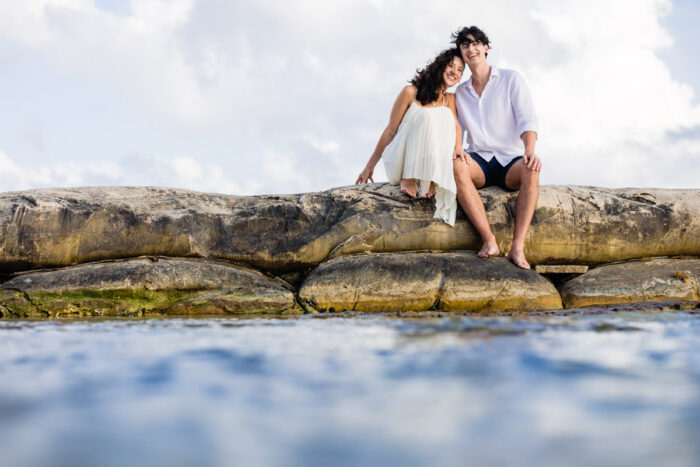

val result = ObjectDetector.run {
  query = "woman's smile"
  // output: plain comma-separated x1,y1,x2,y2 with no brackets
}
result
443,56,464,86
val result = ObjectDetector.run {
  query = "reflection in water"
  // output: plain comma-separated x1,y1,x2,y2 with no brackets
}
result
1,307,700,467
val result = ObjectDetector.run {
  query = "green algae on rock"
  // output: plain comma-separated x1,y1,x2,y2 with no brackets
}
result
298,251,563,313
0,289,34,318
0,185,699,274
0,257,297,317
560,258,700,308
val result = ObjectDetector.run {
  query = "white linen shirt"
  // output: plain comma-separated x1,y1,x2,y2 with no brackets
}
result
455,66,538,166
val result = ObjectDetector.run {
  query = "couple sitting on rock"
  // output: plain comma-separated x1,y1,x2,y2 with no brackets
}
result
356,25,541,270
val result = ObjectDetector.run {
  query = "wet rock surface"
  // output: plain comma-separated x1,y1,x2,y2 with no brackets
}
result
298,251,563,312
1,185,699,315
1,185,698,273
0,257,296,317
561,258,700,308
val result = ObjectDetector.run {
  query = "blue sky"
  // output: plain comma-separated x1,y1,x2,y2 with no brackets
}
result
659,0,700,103
1,0,699,195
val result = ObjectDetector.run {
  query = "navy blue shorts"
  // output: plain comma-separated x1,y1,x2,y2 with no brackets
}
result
469,153,522,191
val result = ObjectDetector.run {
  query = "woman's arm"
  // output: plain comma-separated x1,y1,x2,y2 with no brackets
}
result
447,93,471,165
356,86,415,184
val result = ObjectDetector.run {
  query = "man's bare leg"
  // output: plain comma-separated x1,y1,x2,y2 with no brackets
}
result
453,157,499,257
400,178,418,198
504,160,539,269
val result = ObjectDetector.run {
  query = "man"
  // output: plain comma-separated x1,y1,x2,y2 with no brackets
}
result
451,26,541,269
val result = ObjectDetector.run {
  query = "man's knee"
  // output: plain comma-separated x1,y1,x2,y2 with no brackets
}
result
506,163,538,190
522,167,540,186
453,160,471,184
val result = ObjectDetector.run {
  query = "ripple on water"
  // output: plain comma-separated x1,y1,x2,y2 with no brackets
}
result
183,348,267,375
0,309,699,466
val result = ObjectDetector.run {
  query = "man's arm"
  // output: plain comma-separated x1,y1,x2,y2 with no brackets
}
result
511,72,541,172
521,131,541,172
510,71,538,137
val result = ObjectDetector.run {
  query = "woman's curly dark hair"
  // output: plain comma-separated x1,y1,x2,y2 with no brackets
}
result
410,48,462,106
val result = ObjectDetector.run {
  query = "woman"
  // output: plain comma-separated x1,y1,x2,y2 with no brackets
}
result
355,48,465,226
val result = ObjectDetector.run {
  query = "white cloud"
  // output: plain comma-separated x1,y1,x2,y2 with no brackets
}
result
0,149,122,190
0,0,698,193
302,135,340,156
114,153,260,194
259,149,316,195
0,0,215,126
527,0,700,187
0,149,251,195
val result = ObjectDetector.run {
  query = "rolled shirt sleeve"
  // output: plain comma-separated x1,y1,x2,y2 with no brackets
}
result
510,71,538,137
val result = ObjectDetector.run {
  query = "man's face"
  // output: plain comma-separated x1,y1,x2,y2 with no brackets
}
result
459,34,488,65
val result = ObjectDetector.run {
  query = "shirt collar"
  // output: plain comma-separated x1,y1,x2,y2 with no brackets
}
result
464,65,499,93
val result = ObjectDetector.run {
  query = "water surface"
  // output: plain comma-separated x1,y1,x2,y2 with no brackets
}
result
1,305,699,467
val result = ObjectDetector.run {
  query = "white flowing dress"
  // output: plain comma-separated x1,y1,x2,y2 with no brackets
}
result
382,100,458,226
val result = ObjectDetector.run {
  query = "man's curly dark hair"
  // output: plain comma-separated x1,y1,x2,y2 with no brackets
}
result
410,48,462,106
452,26,491,57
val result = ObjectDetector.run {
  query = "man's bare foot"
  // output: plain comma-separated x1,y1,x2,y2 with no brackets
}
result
423,182,436,199
478,236,500,258
400,178,418,198
507,248,531,269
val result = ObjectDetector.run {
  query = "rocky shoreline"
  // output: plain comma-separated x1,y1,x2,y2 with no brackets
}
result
1,184,699,317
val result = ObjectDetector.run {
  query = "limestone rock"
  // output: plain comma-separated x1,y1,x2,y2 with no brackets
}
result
560,258,700,308
0,289,34,318
0,257,296,317
1,185,698,273
534,265,588,274
298,251,562,312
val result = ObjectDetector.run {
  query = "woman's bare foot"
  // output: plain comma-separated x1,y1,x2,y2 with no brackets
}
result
423,182,436,199
478,236,500,258
507,247,531,269
400,178,418,198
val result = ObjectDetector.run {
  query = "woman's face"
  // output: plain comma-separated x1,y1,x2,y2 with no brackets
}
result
443,56,465,88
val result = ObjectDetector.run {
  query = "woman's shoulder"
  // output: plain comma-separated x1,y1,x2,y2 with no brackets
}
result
392,85,417,108
399,85,417,99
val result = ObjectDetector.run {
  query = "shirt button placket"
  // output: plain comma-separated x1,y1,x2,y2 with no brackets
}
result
478,98,486,145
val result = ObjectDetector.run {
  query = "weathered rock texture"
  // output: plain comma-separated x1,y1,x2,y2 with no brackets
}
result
1,185,698,274
561,258,700,308
298,251,562,312
0,257,296,318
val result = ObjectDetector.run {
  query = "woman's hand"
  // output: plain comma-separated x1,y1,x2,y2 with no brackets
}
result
356,166,375,184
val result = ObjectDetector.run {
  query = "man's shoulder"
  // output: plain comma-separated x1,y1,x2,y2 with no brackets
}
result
495,67,530,86
494,67,522,80
492,67,531,96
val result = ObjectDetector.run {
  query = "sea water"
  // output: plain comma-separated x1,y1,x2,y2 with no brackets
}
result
1,306,699,467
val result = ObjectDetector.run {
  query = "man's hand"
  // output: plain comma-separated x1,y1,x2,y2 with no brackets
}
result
453,148,472,165
355,166,374,184
523,153,542,172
